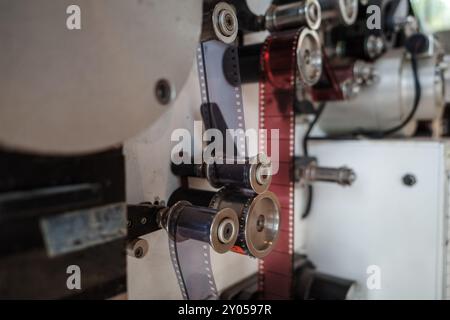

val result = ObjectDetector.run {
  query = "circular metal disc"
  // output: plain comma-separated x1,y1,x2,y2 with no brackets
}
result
339,0,358,26
305,0,322,31
296,28,323,86
210,208,239,254
212,2,238,44
0,0,201,154
244,191,280,258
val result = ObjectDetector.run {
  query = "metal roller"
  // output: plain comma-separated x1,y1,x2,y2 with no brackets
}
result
201,1,239,44
263,28,323,88
171,153,272,194
239,27,322,86
239,43,265,84
159,201,239,254
168,188,281,259
158,201,239,300
210,190,281,258
319,0,358,26
265,0,322,31
127,199,240,300
297,28,323,86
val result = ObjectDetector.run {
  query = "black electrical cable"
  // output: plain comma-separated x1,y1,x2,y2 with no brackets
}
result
303,103,326,157
359,53,421,138
301,103,326,220
302,186,314,220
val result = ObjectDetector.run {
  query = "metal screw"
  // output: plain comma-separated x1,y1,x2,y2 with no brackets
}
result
155,79,172,105
134,247,144,259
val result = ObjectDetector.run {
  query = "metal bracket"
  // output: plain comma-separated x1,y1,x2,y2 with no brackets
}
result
126,203,164,240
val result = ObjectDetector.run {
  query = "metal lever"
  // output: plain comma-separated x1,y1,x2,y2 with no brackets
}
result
126,202,165,259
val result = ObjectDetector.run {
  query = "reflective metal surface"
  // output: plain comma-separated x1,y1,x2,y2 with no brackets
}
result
242,192,280,258
161,201,239,300
320,49,446,136
320,0,358,26
266,0,322,31
296,28,323,86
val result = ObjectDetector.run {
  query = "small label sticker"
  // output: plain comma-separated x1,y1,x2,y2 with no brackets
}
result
40,203,126,257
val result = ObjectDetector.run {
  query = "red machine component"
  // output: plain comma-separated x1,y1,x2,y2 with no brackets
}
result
310,52,355,101
310,53,375,102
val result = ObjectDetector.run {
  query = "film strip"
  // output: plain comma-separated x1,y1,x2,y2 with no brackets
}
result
167,201,219,300
165,201,239,300
258,28,314,300
169,235,218,300
169,2,248,300
197,40,247,159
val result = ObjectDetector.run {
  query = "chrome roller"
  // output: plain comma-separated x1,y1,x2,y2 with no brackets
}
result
159,201,239,254
319,0,358,26
265,0,322,31
159,201,239,300
210,190,281,258
297,28,323,86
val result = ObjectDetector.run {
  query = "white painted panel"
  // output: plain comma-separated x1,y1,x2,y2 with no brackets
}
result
297,140,447,299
